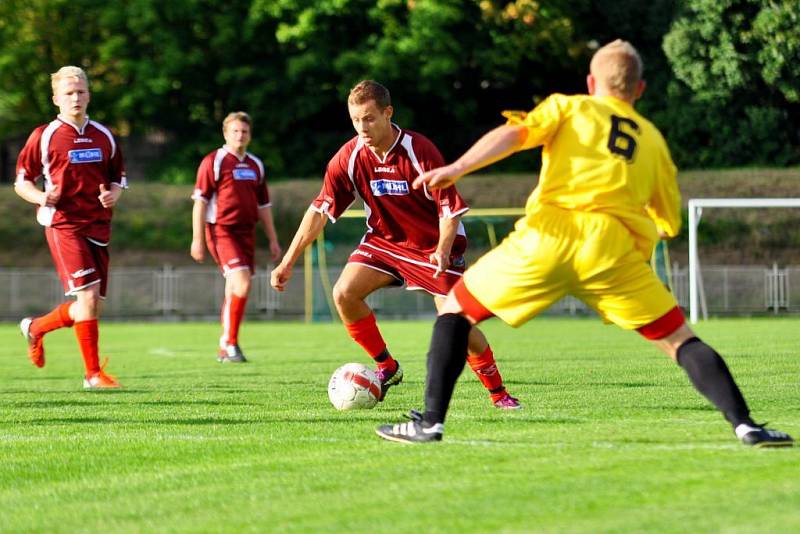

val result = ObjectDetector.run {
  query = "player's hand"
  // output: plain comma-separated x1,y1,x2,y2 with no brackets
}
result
40,184,60,207
271,263,292,292
98,183,119,208
429,250,450,278
413,164,462,191
269,240,282,263
190,239,205,262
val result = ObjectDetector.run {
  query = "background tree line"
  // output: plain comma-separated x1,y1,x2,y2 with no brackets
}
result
0,0,798,182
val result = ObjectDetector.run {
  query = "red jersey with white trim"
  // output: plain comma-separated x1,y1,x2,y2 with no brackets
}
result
311,127,468,256
192,147,270,228
15,117,126,242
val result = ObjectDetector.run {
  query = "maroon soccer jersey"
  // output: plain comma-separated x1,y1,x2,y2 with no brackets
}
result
192,147,270,228
15,117,126,242
311,127,468,256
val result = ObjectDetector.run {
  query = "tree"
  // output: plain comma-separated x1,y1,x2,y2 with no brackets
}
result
662,0,800,166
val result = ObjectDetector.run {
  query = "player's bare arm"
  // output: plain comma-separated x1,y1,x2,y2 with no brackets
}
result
258,205,282,262
14,180,60,207
190,199,208,262
270,207,328,291
413,125,529,191
431,215,461,278
98,183,123,208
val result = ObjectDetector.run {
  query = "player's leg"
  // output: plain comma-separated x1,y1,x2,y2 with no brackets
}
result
375,287,480,443
640,312,792,447
333,262,401,398
377,222,566,442
433,294,520,409
21,228,81,367
72,242,119,389
21,300,74,368
206,225,253,362
581,234,792,447
218,267,252,362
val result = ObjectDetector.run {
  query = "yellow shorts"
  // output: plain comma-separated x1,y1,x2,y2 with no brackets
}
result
463,205,677,329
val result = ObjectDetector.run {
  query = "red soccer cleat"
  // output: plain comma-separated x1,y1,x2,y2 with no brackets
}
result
20,317,45,368
83,359,121,389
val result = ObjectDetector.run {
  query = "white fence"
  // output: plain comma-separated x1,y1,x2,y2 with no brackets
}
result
0,264,798,321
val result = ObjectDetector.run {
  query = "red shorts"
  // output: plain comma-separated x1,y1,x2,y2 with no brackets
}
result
206,224,255,276
45,226,109,298
348,239,465,297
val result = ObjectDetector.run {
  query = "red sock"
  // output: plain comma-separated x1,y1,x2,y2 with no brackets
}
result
31,302,74,337
221,295,247,346
467,345,507,401
344,313,396,370
74,319,100,376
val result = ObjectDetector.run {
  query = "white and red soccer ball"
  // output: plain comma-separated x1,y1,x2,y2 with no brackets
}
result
327,363,381,410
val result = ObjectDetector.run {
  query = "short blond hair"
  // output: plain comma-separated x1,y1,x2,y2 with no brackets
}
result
348,80,391,109
51,66,89,95
590,40,643,98
222,111,252,132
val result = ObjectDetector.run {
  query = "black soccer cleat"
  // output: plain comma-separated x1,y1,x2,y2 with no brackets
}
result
375,361,403,401
376,409,443,444
736,423,794,448
217,344,248,363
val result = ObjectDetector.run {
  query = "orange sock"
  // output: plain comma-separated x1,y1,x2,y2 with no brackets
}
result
74,319,100,376
467,345,507,401
223,295,247,346
31,302,74,337
344,312,396,369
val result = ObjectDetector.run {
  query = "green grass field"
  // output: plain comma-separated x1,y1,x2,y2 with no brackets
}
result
1,318,798,532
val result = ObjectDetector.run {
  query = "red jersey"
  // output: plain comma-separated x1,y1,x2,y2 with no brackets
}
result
192,147,270,228
311,127,468,256
15,116,126,242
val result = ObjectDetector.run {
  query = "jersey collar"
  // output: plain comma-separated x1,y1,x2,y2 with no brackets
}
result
366,123,403,164
222,145,249,162
57,115,91,135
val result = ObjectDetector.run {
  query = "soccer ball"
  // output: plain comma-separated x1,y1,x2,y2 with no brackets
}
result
327,363,381,410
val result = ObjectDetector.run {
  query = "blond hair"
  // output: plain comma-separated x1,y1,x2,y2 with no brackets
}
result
348,80,391,109
222,111,252,132
590,40,643,98
51,66,89,94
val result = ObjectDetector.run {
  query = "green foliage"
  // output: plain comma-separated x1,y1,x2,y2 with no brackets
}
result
662,0,800,166
1,0,799,178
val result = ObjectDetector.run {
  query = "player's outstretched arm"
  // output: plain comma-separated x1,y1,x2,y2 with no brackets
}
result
270,207,328,291
413,125,529,191
190,199,208,262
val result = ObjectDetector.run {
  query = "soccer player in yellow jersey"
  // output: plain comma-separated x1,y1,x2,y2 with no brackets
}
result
376,40,793,447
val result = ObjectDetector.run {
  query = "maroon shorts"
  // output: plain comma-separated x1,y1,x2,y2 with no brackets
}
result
206,224,255,276
45,226,109,297
348,239,465,297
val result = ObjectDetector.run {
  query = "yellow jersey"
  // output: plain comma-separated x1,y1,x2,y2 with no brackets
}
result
505,93,680,258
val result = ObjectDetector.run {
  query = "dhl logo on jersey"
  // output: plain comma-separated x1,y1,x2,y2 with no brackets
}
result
370,179,409,197
68,148,103,164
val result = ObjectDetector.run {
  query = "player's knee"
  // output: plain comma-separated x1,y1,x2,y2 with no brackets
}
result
332,281,356,308
75,287,101,318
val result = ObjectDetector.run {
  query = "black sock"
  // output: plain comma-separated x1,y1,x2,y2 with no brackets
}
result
373,349,391,363
423,314,471,425
676,337,754,428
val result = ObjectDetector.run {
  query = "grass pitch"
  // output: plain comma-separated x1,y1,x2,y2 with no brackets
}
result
0,318,798,532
